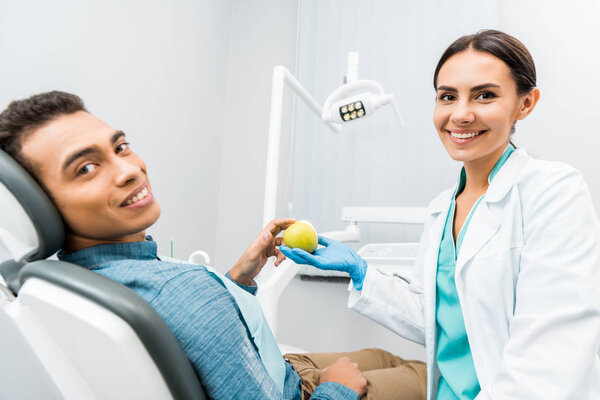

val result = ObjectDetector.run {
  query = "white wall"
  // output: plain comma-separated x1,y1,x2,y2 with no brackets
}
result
0,0,233,260
213,0,300,271
498,0,600,209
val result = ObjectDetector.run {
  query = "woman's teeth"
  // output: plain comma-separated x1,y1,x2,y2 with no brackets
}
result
126,187,149,205
450,130,484,139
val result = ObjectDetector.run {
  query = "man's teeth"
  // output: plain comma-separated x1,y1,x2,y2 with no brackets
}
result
126,187,149,205
450,130,484,139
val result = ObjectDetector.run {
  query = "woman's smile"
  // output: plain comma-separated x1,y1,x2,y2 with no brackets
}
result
445,128,488,144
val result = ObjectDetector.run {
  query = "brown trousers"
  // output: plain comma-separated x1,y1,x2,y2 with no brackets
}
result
285,348,427,400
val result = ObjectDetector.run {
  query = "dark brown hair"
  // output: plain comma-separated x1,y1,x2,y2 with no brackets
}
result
0,91,86,180
433,29,536,96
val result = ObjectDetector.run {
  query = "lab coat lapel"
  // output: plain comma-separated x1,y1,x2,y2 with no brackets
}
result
424,208,447,311
454,148,531,274
455,202,500,275
424,190,452,292
423,189,452,385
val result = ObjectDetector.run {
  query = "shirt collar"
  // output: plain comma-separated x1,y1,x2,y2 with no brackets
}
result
57,236,158,269
488,143,515,183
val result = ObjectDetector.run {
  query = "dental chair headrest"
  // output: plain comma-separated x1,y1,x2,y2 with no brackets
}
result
0,149,64,262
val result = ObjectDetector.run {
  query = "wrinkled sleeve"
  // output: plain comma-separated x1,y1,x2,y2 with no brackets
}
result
225,271,258,295
347,219,430,345
310,382,359,400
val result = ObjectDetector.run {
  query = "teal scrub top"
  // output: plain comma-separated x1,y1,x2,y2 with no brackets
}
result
435,144,514,400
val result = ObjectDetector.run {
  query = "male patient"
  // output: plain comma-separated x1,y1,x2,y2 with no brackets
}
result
0,91,426,400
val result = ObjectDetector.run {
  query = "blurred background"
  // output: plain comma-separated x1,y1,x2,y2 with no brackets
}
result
1,0,599,360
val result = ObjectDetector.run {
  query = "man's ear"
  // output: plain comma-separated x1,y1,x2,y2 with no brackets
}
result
516,87,540,121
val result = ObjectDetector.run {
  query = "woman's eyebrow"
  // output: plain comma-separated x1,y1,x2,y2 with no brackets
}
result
470,83,501,92
437,83,500,93
436,85,457,92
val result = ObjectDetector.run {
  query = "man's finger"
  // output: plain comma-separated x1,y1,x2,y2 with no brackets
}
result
265,218,296,237
274,248,286,266
262,231,273,242
267,240,276,257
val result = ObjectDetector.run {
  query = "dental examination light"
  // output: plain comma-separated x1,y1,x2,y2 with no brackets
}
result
321,52,404,128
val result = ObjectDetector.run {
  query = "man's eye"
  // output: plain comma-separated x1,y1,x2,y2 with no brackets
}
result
116,142,130,153
476,91,496,100
77,164,97,176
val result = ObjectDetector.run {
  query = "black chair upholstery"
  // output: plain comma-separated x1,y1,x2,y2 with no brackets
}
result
0,148,64,262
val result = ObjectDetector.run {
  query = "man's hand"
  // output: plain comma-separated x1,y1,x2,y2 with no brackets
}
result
319,356,367,396
228,218,296,286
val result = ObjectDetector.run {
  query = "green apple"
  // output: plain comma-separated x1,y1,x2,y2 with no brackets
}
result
283,220,318,253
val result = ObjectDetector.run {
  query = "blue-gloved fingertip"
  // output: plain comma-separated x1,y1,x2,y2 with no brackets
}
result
352,280,363,291
317,235,332,246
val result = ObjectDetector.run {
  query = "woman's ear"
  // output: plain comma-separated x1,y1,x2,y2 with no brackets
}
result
516,87,540,120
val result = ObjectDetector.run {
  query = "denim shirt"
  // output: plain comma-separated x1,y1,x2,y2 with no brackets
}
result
58,239,356,400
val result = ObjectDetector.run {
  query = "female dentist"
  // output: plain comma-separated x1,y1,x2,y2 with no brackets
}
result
281,30,600,400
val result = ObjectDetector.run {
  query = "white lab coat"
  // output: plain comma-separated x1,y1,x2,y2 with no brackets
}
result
349,148,600,399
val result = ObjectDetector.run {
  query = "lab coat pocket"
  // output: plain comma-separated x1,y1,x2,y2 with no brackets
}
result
467,244,523,320
472,232,523,260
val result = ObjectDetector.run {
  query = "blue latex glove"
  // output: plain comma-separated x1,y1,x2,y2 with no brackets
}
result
279,236,367,290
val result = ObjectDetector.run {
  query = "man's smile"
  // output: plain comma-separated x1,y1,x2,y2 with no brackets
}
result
121,182,152,207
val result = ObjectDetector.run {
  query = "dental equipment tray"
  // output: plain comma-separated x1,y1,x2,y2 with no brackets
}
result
298,242,419,281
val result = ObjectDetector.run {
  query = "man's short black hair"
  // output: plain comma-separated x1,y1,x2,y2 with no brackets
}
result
0,90,86,185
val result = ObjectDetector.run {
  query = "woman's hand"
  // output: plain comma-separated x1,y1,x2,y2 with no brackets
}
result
279,236,368,290
228,218,296,286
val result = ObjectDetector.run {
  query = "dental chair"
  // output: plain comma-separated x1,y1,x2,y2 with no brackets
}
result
0,150,206,400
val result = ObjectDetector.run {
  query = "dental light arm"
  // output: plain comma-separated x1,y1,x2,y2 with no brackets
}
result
263,66,340,227
259,66,340,338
